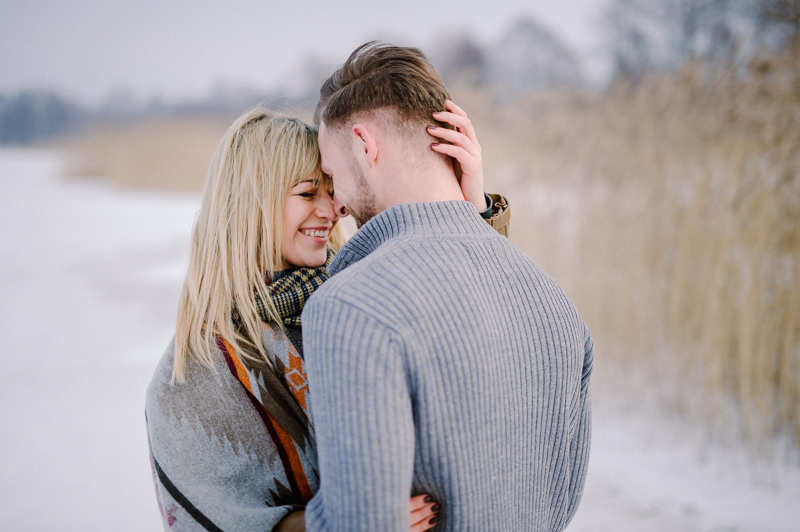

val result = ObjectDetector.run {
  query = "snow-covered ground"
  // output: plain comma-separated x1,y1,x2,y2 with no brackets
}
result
1,148,798,531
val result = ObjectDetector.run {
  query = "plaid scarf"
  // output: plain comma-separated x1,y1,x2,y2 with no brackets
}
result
257,248,335,327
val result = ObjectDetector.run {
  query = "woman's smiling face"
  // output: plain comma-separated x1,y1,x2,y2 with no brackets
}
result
281,176,339,269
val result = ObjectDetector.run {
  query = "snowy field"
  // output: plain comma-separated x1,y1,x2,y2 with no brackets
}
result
0,148,798,531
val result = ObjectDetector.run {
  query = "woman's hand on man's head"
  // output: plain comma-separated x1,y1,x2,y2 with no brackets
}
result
428,100,486,213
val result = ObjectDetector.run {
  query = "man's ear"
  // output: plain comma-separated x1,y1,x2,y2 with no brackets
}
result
351,123,378,169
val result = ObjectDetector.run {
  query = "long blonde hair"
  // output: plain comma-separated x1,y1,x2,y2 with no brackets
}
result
172,107,344,383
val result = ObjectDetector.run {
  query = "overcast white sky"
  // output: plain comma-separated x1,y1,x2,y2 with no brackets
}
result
0,0,609,104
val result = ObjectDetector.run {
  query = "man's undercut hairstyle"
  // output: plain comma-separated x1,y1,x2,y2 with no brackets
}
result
314,41,451,132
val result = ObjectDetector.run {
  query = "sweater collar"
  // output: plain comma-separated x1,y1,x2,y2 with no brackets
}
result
327,200,494,276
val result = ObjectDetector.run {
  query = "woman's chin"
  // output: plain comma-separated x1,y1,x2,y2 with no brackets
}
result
285,250,328,269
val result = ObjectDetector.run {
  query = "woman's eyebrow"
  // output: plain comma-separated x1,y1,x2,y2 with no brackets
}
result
291,180,320,192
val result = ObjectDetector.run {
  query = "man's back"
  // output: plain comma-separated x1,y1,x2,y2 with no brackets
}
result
302,201,593,532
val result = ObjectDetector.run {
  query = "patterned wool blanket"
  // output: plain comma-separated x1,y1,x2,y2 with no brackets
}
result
147,316,320,530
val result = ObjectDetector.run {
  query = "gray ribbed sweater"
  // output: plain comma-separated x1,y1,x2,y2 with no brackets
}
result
301,201,593,532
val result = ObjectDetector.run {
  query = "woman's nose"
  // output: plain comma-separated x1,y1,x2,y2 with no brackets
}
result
316,193,340,221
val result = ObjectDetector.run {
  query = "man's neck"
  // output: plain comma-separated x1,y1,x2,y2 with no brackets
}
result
378,163,465,209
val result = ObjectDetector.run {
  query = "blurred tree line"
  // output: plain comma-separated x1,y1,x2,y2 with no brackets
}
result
607,0,800,81
0,84,287,146
430,17,582,97
2,0,799,145
0,91,85,145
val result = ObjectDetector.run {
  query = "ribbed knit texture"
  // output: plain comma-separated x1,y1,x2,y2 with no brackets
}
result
301,201,593,532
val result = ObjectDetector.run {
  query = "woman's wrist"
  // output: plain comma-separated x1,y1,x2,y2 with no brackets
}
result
467,190,489,213
274,510,305,532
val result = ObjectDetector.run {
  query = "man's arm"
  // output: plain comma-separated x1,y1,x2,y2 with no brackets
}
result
564,326,594,526
302,295,416,532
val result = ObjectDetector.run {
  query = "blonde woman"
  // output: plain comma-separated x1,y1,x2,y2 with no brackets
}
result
145,104,508,532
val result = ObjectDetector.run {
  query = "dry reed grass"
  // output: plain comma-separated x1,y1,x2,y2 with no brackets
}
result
456,46,800,454
60,116,230,190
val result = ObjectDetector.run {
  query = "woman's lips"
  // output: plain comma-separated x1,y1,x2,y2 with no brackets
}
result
300,227,329,242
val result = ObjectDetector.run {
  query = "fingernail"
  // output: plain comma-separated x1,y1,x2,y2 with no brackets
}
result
430,515,439,524
431,503,440,512
427,125,436,130
431,143,439,147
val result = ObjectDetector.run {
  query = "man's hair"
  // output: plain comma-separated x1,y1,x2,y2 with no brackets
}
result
314,42,451,131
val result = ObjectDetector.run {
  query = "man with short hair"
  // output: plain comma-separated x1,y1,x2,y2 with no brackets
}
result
302,42,593,532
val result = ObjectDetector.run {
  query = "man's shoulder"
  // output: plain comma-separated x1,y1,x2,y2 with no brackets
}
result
307,232,541,317
306,240,399,310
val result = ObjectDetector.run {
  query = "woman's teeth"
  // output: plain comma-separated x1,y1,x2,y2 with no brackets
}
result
301,229,329,238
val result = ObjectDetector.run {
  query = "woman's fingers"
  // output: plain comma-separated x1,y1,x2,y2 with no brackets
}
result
444,99,467,117
430,137,482,175
410,500,437,522
410,504,436,526
432,112,477,142
410,513,439,532
427,127,475,155
430,142,472,166
410,505,439,531
433,100,478,144
409,494,430,512
409,494,439,531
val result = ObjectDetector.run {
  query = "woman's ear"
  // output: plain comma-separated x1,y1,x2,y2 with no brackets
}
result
351,123,378,169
